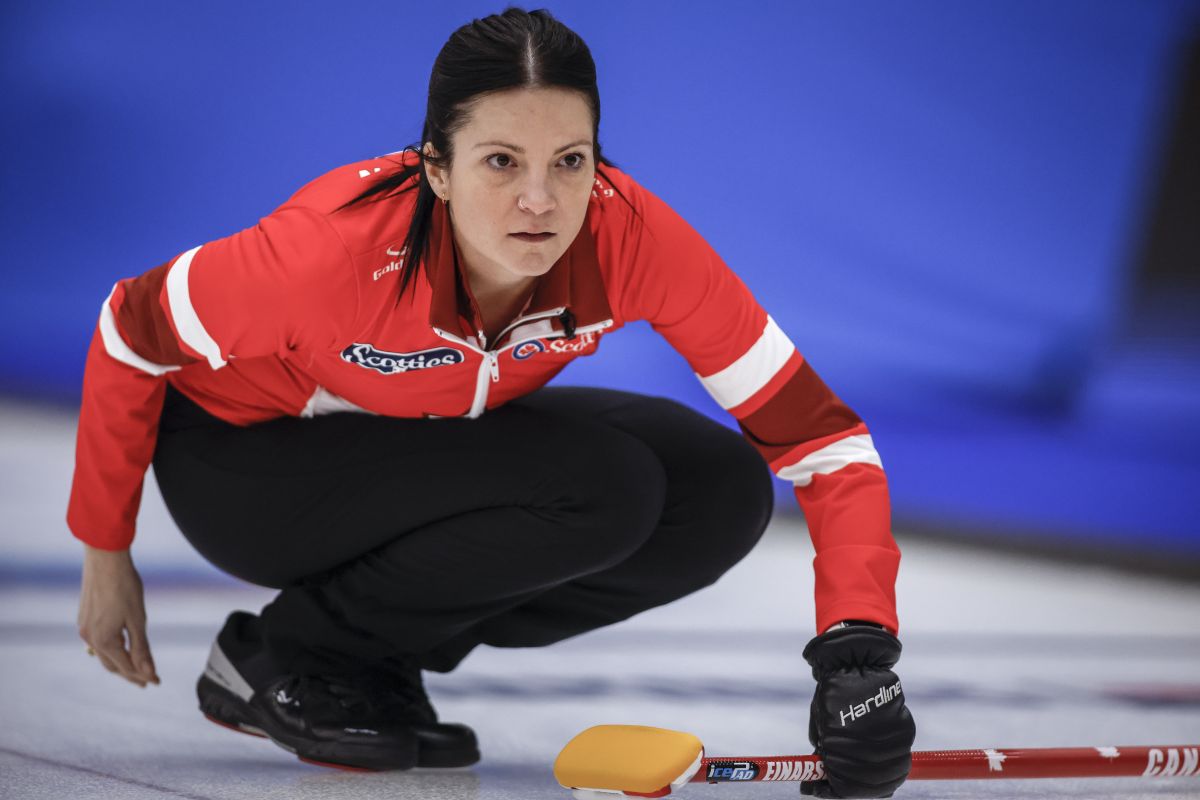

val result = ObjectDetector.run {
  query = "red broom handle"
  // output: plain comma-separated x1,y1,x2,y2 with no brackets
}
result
691,745,1200,783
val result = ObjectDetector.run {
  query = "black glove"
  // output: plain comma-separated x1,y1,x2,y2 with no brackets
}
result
800,624,916,798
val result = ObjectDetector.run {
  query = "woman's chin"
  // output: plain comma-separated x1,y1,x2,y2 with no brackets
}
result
506,252,561,278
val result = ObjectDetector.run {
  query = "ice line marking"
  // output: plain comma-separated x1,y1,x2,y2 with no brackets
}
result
0,745,219,800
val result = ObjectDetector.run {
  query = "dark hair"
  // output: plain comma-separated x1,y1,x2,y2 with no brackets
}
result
339,7,623,299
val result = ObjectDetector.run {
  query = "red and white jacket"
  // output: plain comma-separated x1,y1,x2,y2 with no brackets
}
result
68,151,901,633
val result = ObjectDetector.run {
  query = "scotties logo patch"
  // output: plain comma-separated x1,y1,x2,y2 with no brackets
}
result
341,343,464,375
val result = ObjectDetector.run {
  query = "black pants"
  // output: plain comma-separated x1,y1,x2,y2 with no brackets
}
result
152,383,774,677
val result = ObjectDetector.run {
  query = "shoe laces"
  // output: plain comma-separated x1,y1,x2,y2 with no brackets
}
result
284,661,435,723
362,659,437,723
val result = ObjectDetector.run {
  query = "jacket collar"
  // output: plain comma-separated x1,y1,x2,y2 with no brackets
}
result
424,199,612,341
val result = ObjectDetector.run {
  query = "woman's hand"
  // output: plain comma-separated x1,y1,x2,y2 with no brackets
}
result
800,625,915,797
77,544,160,687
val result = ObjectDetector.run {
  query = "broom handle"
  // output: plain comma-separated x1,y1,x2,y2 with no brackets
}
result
691,745,1200,783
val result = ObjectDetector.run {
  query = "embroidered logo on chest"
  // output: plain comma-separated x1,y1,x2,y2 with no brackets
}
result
510,331,599,361
512,341,547,361
341,343,465,375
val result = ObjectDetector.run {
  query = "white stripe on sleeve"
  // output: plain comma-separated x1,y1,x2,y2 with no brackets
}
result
98,284,181,376
300,385,373,418
696,315,795,410
778,435,883,487
165,245,227,370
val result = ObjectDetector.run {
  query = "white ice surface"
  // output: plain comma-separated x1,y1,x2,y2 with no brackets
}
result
2,399,1199,799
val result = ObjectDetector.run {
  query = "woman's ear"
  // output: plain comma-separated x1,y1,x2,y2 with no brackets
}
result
423,142,449,200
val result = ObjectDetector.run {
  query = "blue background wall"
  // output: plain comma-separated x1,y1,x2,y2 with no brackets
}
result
3,1,1198,556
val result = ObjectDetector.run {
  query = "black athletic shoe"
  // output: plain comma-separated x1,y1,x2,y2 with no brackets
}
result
365,653,481,769
197,611,479,770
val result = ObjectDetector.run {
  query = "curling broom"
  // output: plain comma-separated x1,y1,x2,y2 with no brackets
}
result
554,724,1200,798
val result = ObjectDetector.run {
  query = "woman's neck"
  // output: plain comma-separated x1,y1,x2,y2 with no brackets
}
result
459,261,536,343
451,224,540,342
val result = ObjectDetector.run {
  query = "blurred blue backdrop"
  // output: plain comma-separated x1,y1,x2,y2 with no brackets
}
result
2,1,1198,558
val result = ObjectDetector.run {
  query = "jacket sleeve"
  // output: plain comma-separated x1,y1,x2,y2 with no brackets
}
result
67,206,357,551
615,182,901,634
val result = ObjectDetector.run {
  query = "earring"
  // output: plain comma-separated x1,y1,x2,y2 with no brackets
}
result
441,194,448,205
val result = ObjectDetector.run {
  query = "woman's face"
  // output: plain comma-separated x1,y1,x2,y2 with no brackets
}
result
425,86,596,293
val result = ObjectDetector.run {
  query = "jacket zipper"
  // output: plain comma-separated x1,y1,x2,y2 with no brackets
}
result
487,307,567,349
430,327,490,418
432,306,581,419
561,320,614,339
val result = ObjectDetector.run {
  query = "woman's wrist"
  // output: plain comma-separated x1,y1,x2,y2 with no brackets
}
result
83,544,133,568
824,619,896,636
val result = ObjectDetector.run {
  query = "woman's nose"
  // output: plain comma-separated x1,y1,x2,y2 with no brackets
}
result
517,179,556,215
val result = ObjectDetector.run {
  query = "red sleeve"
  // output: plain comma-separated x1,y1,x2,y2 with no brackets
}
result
612,179,901,634
67,206,356,550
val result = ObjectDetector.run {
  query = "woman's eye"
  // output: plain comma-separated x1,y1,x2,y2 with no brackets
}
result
486,152,586,170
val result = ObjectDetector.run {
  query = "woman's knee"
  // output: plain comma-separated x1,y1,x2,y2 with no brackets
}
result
677,426,775,586
562,393,774,584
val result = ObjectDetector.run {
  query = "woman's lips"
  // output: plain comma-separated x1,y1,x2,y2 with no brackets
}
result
510,232,555,243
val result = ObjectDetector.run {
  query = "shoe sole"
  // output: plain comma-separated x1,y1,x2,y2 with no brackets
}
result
418,735,481,769
198,675,418,771
202,712,378,772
